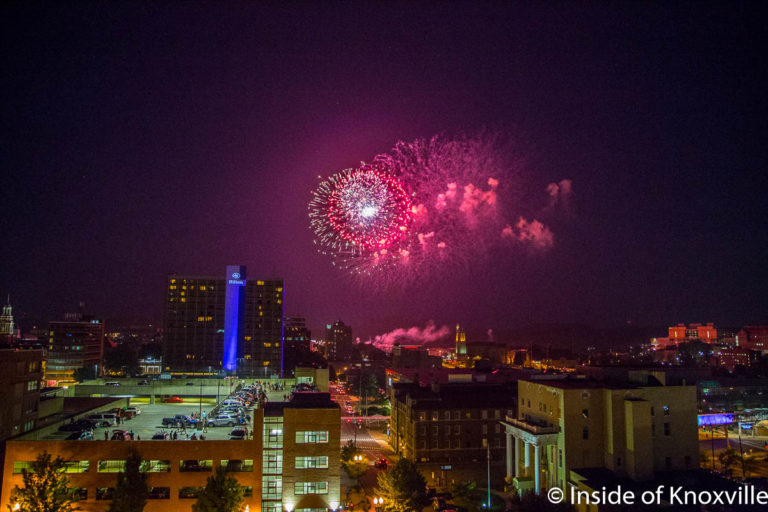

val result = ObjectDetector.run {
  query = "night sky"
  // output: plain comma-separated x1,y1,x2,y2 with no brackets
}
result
2,2,766,339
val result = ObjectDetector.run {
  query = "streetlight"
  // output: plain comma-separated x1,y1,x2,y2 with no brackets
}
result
12,503,20,511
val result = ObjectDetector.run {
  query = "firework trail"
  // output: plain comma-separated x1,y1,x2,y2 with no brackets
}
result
309,132,569,284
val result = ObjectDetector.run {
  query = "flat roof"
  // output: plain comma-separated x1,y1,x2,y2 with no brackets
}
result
263,392,339,415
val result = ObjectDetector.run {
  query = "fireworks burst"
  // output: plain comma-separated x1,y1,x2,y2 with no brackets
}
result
309,132,568,284
309,164,413,270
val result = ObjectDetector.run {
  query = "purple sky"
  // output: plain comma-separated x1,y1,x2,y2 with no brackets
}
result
2,2,766,339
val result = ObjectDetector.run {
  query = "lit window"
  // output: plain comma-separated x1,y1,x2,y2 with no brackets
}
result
98,460,126,473
141,460,171,473
222,459,254,472
63,461,90,473
296,431,328,444
295,456,329,469
180,460,213,472
295,481,328,495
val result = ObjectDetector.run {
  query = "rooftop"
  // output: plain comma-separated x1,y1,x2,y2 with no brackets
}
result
393,382,518,409
263,392,339,415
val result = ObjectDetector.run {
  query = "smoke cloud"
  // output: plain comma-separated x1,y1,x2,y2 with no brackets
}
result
366,322,452,353
546,179,573,211
502,217,554,249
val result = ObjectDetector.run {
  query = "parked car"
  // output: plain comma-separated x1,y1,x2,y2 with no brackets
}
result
66,430,94,440
137,380,149,385
105,381,120,386
111,429,132,440
207,415,239,427
125,406,141,415
151,432,170,440
229,428,248,440
59,419,97,432
162,414,197,427
88,414,115,427
220,406,246,415
163,396,183,403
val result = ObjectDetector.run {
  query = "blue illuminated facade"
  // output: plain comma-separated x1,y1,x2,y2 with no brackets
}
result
223,265,246,372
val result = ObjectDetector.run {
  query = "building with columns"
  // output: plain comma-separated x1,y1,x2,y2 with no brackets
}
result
501,375,699,497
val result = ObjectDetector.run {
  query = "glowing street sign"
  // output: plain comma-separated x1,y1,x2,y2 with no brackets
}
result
698,413,734,426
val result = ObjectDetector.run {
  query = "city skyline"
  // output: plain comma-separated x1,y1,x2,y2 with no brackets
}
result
2,2,766,340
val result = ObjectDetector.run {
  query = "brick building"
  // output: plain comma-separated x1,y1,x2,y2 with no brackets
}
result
389,381,517,485
2,393,340,512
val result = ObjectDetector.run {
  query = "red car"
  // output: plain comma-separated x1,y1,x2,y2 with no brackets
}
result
163,396,183,403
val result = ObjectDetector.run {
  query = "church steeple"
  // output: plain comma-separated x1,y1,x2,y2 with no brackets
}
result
0,295,14,342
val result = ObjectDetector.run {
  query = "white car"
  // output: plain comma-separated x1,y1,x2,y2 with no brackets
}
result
126,406,141,415
207,414,239,427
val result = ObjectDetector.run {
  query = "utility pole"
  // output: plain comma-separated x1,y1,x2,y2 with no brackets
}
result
487,443,491,509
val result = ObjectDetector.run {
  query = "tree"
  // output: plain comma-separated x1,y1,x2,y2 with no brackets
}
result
104,343,140,376
7,451,80,512
72,366,97,383
341,440,358,463
192,466,244,512
718,448,740,478
343,456,369,487
107,450,148,512
376,458,430,512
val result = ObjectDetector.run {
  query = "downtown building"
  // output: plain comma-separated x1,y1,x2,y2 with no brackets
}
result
389,380,518,487
44,313,105,385
501,373,699,498
651,322,718,349
284,317,312,377
163,266,284,377
323,320,352,362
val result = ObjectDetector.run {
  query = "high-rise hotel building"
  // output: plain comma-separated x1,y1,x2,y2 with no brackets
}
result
163,265,284,377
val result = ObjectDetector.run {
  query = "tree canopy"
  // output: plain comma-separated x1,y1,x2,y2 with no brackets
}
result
192,466,245,512
107,450,148,512
7,452,80,512
376,458,429,512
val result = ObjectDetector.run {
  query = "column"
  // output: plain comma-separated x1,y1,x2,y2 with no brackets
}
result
534,444,541,494
523,441,530,476
514,437,520,478
505,433,513,479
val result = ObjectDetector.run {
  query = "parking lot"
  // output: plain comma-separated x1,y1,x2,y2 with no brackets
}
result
48,387,287,442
